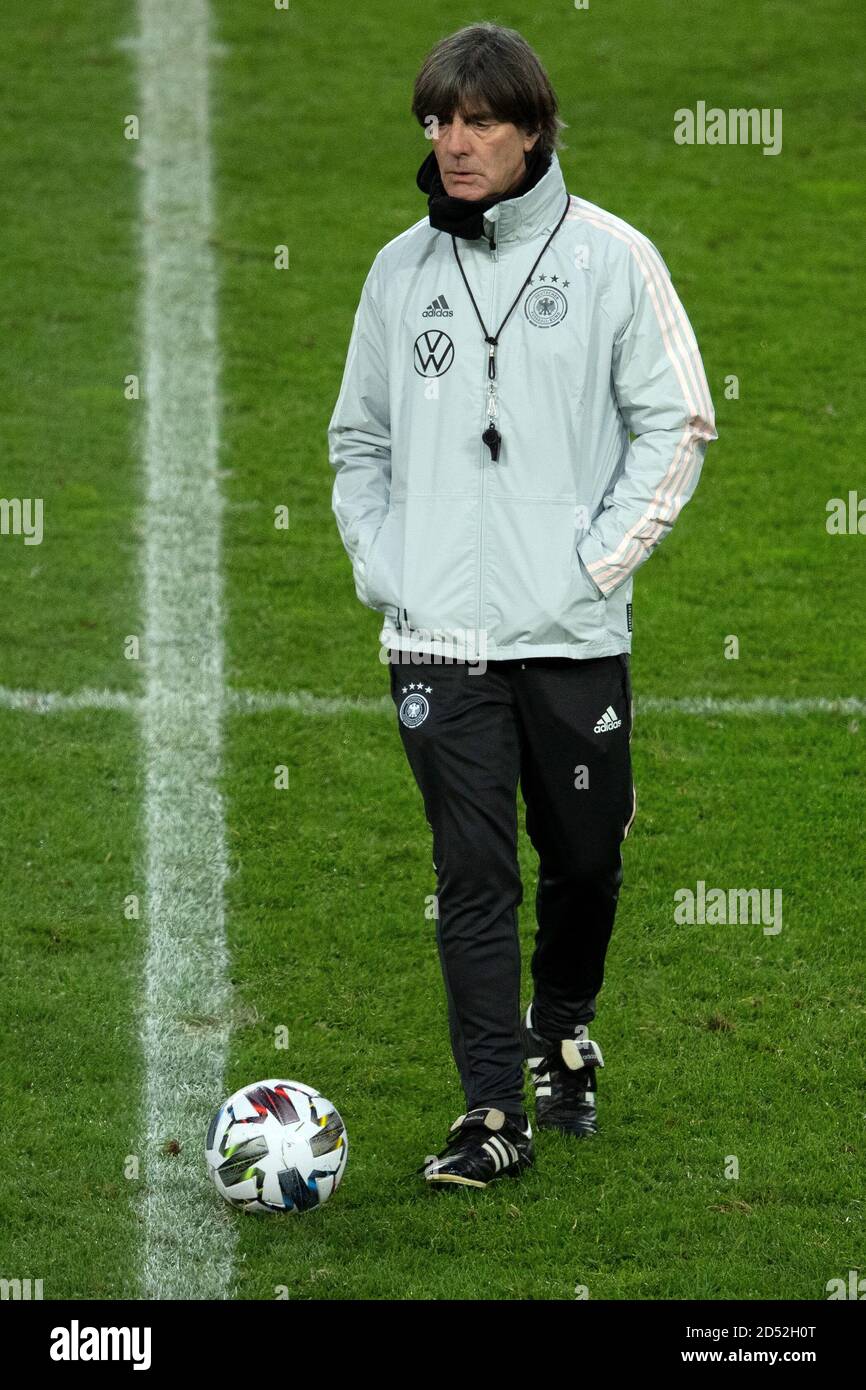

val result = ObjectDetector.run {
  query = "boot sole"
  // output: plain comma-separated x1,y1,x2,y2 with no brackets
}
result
536,1121,597,1136
424,1173,488,1188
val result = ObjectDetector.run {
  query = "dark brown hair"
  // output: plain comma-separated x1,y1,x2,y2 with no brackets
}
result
411,23,565,157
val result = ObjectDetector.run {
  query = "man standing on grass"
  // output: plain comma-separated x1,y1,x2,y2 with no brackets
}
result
328,23,716,1187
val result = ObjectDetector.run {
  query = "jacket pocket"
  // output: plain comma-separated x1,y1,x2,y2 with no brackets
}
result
571,546,605,603
362,503,403,612
554,527,605,642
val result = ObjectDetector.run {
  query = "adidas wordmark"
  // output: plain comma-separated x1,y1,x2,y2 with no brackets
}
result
594,705,622,733
422,294,453,318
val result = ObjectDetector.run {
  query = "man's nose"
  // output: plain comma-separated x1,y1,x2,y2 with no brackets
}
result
443,116,473,157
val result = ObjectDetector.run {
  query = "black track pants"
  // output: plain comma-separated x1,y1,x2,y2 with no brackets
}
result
387,652,636,1116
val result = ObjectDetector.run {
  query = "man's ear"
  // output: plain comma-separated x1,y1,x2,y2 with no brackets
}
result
523,129,541,153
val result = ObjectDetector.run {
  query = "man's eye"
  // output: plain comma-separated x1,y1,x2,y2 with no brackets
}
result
436,117,493,132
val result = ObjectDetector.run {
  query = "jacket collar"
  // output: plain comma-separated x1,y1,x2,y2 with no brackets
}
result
481,150,569,244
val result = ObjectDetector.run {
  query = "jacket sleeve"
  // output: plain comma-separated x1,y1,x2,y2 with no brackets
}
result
327,259,391,610
576,238,717,598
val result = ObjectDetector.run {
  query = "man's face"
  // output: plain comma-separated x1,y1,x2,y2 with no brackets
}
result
432,109,540,201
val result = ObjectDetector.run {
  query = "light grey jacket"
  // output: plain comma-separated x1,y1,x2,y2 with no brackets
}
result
328,150,716,661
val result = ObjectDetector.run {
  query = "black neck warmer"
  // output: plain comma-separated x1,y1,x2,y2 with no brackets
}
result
416,140,552,240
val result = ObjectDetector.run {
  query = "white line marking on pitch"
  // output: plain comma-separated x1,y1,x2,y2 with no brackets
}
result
228,688,393,716
0,686,137,713
137,0,234,1301
1,686,864,719
635,695,865,717
226,691,866,719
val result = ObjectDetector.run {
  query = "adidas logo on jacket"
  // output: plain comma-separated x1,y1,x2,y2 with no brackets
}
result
422,294,453,317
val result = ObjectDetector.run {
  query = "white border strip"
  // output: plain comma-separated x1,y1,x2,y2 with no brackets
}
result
137,0,234,1301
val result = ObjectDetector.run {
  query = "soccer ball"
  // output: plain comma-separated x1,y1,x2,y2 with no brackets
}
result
205,1078,348,1214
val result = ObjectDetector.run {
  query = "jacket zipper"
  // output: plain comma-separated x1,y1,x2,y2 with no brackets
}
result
476,229,498,640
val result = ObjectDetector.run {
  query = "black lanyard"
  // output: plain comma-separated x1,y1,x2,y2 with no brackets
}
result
451,192,571,461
